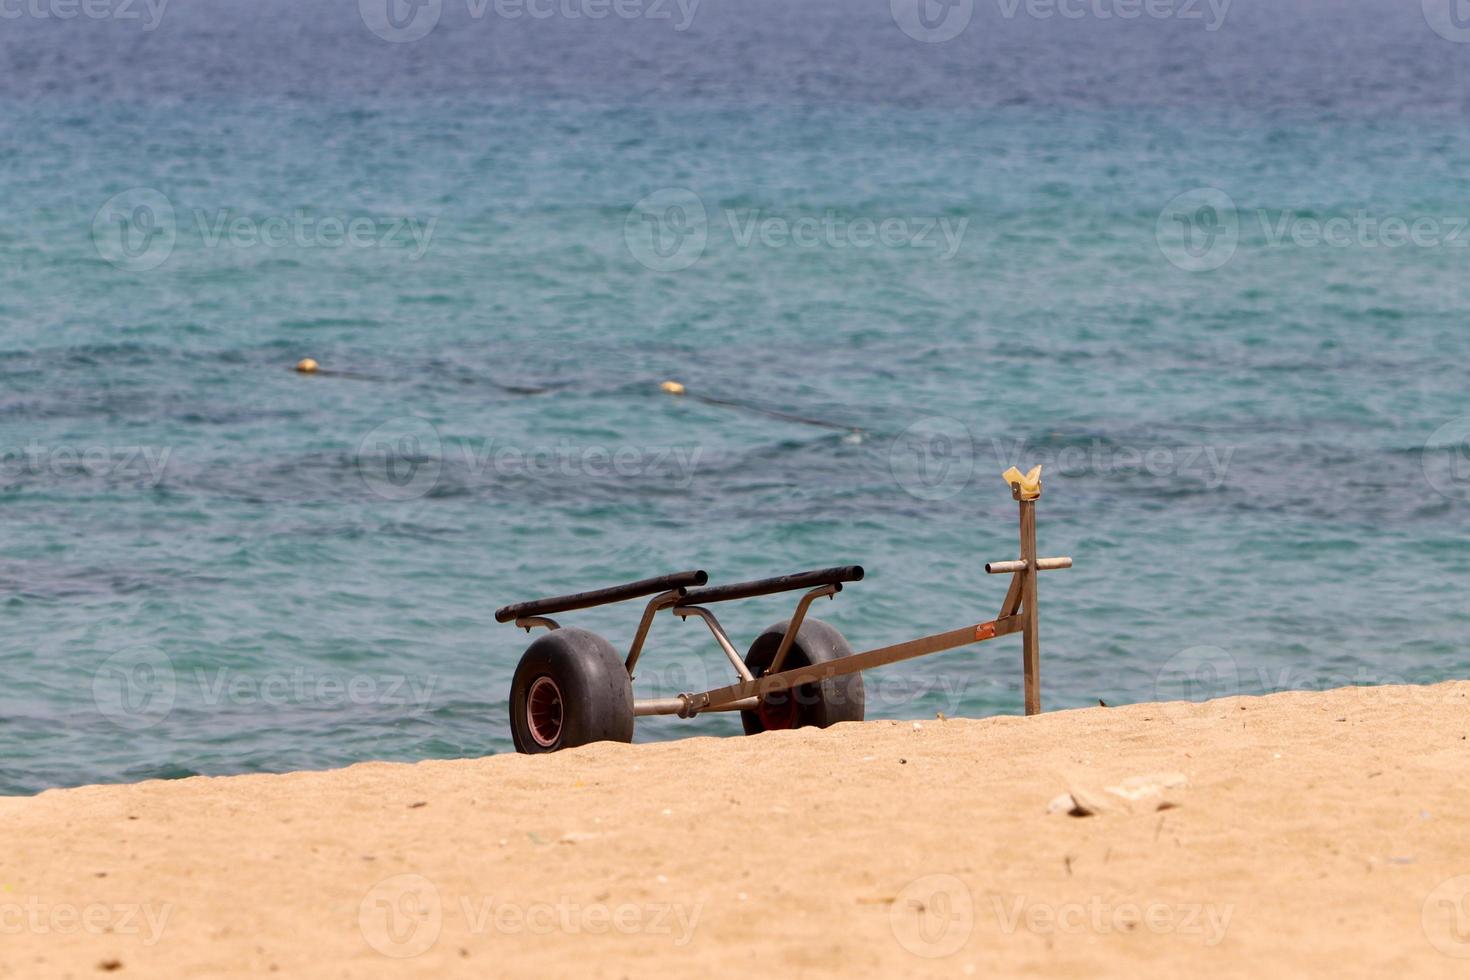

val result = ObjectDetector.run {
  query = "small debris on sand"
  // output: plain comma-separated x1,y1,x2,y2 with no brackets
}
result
1105,772,1188,802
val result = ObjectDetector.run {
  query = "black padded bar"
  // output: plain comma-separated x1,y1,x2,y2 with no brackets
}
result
495,570,708,623
678,565,864,606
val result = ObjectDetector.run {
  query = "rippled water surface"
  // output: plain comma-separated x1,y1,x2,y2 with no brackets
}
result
1,0,1469,793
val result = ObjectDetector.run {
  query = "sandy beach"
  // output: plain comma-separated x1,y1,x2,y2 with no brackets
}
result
5,682,1470,978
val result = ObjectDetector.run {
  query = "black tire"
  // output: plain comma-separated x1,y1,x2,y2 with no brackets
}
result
509,628,634,754
740,618,865,735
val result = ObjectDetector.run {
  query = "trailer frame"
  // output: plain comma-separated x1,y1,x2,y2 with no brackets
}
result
496,470,1071,751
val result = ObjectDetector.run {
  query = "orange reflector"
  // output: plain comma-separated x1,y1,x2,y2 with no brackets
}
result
975,621,996,641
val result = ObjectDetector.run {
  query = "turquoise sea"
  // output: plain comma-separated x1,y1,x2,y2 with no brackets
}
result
2,0,1469,793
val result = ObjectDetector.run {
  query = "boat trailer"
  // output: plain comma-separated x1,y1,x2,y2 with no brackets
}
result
496,466,1071,753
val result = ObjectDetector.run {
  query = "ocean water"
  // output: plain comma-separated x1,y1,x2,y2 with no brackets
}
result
2,0,1469,794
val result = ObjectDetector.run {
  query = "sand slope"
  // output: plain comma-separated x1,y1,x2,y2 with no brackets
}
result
5,683,1470,978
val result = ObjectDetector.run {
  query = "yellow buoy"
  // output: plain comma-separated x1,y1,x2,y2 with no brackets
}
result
660,380,686,395
296,358,319,374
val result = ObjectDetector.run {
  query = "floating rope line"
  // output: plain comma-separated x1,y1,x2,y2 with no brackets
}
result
659,380,862,435
293,358,550,393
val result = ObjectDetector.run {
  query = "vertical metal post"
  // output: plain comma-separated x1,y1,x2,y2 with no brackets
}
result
1019,497,1040,715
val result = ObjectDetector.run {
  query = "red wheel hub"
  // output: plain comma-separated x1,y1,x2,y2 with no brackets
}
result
757,691,800,731
526,676,564,747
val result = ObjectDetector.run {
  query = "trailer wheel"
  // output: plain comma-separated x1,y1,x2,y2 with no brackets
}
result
740,618,865,735
509,628,634,753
